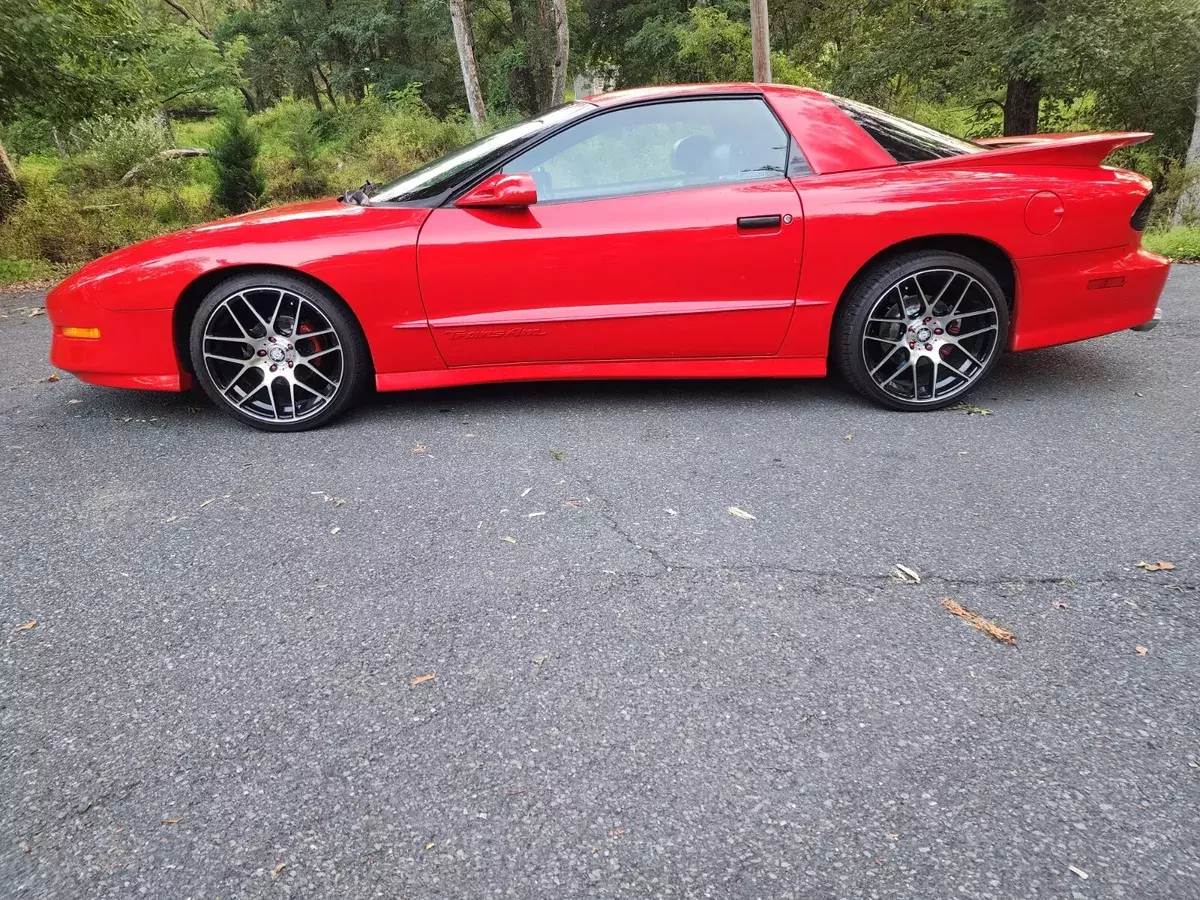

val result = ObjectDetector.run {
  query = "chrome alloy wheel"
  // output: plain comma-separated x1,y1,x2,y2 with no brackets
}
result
200,286,343,424
860,268,1001,404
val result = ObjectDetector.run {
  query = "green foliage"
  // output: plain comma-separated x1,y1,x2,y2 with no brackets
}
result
0,256,55,285
211,112,265,214
1143,227,1200,260
58,115,173,187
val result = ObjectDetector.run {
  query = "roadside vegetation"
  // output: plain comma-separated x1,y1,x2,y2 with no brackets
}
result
2,0,1200,285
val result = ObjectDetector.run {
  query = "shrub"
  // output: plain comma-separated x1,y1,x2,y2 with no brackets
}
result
60,115,173,187
1143,226,1200,260
211,112,265,214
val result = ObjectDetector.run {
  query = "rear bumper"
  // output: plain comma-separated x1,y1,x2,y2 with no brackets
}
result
46,280,190,391
1010,246,1170,352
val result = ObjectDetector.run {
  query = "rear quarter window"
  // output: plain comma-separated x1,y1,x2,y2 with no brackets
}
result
831,97,984,164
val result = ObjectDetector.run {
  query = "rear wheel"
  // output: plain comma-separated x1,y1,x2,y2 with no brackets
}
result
189,273,369,431
835,251,1010,411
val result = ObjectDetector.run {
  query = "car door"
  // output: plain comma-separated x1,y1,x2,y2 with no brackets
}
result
415,96,805,366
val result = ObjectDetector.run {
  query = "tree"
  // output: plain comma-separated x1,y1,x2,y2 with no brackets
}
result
1176,77,1200,224
449,0,488,132
212,112,265,214
0,0,146,218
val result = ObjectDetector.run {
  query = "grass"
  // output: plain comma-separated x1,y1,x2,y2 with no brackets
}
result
0,257,58,287
1143,226,1200,261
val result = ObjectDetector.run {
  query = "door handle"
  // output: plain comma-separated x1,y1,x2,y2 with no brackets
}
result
737,215,782,231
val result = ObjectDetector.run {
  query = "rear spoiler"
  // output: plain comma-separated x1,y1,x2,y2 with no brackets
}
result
915,132,1152,169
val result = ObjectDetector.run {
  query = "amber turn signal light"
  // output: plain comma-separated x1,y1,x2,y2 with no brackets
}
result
60,326,101,339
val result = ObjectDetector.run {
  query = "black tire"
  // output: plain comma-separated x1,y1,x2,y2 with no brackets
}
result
188,272,370,432
833,251,1010,411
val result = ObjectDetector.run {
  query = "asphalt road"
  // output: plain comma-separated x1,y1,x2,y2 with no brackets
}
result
1,269,1198,900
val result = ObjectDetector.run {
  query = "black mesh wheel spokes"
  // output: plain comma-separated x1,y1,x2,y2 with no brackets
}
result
201,286,343,423
861,268,1000,404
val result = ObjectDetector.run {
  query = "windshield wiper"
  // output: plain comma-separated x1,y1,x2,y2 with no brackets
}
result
341,180,381,206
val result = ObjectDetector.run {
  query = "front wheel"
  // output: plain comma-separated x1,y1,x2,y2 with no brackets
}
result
834,251,1010,411
189,273,370,431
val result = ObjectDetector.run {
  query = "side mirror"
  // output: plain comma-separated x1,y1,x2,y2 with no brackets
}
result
456,172,538,209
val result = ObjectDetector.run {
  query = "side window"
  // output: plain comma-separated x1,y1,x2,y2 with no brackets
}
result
502,98,789,203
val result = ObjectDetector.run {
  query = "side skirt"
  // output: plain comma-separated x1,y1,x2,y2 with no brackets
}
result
376,356,826,393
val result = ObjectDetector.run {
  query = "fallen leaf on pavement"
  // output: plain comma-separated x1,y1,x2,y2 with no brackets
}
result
1068,865,1088,880
502,535,516,544
1136,559,1175,572
893,564,921,584
728,506,756,520
44,373,60,382
162,816,182,824
1136,646,1148,656
14,620,36,632
549,449,566,461
844,434,853,440
940,598,1017,645
947,402,992,415
409,672,436,686
424,842,435,850
271,862,286,877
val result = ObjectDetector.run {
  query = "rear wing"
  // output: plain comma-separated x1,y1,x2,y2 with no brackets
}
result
915,132,1152,170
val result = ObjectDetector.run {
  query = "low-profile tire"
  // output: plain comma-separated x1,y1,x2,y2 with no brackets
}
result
188,272,370,432
834,251,1010,411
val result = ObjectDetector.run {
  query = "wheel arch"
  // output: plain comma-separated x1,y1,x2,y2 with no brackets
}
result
832,235,1016,333
173,264,375,375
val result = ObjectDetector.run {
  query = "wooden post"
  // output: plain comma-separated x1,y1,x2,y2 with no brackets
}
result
749,0,771,84
449,0,488,134
549,0,570,107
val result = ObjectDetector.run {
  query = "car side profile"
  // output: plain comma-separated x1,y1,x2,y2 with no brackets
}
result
46,83,1169,431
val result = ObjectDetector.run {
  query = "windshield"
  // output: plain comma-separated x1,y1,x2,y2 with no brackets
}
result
372,102,595,203
830,96,983,163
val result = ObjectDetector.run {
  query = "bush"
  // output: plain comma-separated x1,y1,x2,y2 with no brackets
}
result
60,115,173,187
1143,226,1200,260
0,257,56,285
211,112,265,214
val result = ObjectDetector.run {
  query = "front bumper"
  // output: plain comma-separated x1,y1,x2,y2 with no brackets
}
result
46,280,190,391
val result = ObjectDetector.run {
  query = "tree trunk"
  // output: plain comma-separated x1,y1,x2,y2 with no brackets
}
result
315,65,338,109
449,0,487,132
749,0,771,83
1174,74,1200,225
0,135,23,222
1002,77,1040,135
549,0,569,107
307,72,324,111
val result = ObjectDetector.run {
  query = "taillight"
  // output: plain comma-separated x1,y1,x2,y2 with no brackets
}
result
1130,192,1154,232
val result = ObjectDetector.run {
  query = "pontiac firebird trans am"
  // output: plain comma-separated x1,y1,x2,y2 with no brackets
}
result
46,83,1168,431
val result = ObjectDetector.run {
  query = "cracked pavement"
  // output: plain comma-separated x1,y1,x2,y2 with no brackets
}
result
1,267,1198,899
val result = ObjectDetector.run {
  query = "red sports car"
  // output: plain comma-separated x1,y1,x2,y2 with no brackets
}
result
47,83,1168,431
